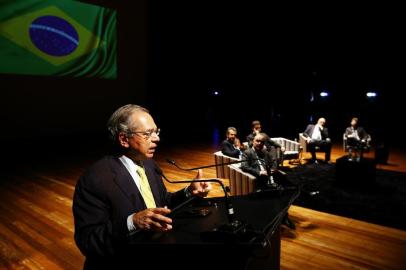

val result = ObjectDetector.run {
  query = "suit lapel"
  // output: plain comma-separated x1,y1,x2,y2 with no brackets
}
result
110,157,144,208
250,148,262,171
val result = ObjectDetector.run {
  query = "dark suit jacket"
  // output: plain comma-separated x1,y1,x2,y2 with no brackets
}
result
73,156,187,269
221,139,241,158
303,124,330,140
241,148,277,177
345,126,368,141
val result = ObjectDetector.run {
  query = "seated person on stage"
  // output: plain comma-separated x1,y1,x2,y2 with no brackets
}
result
221,127,245,159
246,120,262,147
241,132,296,229
241,133,278,189
246,120,285,164
345,117,369,161
302,117,332,164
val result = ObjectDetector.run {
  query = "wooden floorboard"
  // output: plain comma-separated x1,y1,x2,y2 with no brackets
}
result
0,143,405,269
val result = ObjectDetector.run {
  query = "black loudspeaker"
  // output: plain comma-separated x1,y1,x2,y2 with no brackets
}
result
375,144,389,164
335,156,376,188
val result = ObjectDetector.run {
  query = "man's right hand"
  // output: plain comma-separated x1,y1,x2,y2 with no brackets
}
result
132,207,172,232
234,138,243,149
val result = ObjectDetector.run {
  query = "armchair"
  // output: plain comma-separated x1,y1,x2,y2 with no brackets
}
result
213,151,240,180
214,151,256,196
271,137,302,166
298,133,309,152
228,164,256,196
299,133,327,160
228,164,290,196
343,133,371,161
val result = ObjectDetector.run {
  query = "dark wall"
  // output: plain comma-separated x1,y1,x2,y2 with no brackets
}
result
2,1,404,156
146,2,405,147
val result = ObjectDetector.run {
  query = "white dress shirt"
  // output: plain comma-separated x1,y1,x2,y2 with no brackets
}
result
119,155,142,233
311,124,322,140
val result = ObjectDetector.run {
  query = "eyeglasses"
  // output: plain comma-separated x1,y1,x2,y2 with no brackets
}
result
128,128,160,139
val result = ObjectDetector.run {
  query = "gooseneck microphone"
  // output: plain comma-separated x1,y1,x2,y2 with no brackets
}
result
162,159,301,244
166,158,250,171
158,168,240,227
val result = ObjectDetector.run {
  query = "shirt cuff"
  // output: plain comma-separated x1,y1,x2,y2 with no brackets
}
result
127,213,137,232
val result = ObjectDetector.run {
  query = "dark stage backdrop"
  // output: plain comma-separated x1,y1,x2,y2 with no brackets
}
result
146,2,404,148
2,1,405,156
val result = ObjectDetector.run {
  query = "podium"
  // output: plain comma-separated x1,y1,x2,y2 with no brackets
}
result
126,189,299,270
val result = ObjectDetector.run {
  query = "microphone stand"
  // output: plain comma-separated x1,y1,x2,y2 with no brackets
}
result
263,159,283,192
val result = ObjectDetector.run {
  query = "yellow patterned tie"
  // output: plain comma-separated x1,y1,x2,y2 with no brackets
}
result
136,166,156,208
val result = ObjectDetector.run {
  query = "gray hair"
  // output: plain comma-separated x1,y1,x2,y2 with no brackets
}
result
226,127,237,135
255,132,269,141
107,104,149,141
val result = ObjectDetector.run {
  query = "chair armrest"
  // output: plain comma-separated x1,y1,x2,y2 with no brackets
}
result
298,133,308,152
214,151,240,179
228,165,256,196
343,133,347,151
271,137,300,152
366,134,372,143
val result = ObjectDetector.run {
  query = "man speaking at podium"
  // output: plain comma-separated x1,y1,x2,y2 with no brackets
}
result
72,104,211,270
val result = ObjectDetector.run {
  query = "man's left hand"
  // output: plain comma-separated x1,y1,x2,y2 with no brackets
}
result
188,169,211,197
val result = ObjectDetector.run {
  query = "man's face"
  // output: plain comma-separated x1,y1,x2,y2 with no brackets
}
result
253,124,262,133
253,135,265,151
120,111,160,160
227,130,237,142
351,119,357,127
317,118,326,127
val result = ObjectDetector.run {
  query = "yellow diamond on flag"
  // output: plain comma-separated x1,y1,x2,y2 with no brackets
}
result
0,5,101,66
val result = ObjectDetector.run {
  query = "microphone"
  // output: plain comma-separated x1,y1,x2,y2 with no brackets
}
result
159,170,271,244
162,160,293,244
165,157,253,171
158,169,242,229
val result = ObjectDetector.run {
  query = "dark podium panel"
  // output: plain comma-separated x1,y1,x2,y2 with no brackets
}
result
127,189,299,270
336,156,376,187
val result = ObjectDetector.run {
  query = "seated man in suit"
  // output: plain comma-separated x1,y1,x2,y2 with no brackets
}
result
345,117,370,161
241,133,278,189
246,120,284,165
221,127,245,159
246,120,262,147
72,104,211,270
241,133,296,229
303,117,332,164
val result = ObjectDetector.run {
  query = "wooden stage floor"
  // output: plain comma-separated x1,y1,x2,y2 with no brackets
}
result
0,143,405,269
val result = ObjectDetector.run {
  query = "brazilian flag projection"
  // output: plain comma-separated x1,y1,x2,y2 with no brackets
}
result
0,0,117,79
